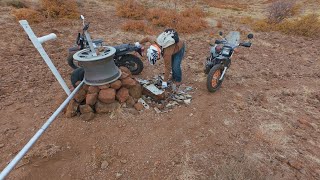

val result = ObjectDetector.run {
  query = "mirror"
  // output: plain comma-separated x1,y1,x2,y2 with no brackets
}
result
80,15,85,20
219,31,223,36
248,33,253,39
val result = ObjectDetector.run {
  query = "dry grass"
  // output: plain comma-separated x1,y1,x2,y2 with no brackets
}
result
181,7,206,18
267,1,301,23
116,0,145,20
12,8,44,23
202,0,248,11
117,4,208,34
121,20,153,34
0,0,27,8
40,0,79,19
252,14,320,38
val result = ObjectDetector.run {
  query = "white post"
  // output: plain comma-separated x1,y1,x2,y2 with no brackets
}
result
0,81,84,179
19,20,71,95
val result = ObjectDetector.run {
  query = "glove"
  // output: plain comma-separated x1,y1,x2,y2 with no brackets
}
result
134,42,141,48
161,81,168,89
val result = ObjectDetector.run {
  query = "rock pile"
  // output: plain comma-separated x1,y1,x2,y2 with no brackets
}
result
65,67,143,121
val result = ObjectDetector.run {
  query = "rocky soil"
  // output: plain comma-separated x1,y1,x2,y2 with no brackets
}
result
0,0,319,179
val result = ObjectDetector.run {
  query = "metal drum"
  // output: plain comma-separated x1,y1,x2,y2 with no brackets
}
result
73,46,121,85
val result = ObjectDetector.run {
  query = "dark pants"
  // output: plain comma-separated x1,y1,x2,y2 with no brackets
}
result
171,44,185,82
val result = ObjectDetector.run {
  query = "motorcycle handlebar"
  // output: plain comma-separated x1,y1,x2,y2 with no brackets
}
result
239,42,252,47
83,22,90,31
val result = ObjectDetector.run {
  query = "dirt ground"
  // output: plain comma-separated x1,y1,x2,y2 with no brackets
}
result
0,0,319,179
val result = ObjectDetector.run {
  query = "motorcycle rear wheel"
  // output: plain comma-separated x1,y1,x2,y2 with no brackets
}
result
71,67,84,88
117,54,144,75
67,53,79,70
206,64,224,92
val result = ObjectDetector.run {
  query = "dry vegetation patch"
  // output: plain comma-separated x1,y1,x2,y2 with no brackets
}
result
10,0,80,23
116,1,208,34
239,0,320,38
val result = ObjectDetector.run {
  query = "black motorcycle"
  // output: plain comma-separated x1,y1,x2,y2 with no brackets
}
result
204,31,253,92
67,15,144,75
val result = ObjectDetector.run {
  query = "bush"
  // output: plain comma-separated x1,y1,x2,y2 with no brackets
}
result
146,8,177,27
267,1,301,23
40,0,79,19
201,0,248,11
121,20,153,34
146,8,208,33
116,0,145,20
277,14,320,37
181,7,206,18
12,8,44,23
1,0,27,8
252,14,320,38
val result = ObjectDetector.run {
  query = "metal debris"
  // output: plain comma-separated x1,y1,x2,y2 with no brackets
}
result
138,98,150,109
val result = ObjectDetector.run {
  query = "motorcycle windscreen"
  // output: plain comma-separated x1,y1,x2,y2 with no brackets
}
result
225,31,241,46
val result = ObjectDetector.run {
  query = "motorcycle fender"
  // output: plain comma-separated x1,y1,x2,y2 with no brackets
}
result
68,46,80,53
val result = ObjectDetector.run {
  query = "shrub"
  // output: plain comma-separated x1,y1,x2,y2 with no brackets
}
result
1,0,27,8
181,7,206,18
40,0,79,19
267,1,301,23
252,14,320,38
146,8,208,33
146,8,177,27
116,0,145,20
201,0,248,11
12,8,44,23
277,14,320,37
121,20,153,34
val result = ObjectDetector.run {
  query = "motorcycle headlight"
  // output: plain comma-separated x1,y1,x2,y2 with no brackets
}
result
221,47,231,56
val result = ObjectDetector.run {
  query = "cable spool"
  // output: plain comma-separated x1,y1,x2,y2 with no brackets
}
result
73,46,121,85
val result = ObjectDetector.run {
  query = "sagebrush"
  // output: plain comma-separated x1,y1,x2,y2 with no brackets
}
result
118,5,208,34
12,8,44,23
116,0,145,19
40,0,79,19
267,0,301,23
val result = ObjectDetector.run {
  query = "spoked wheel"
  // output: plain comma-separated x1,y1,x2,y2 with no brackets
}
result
206,64,224,92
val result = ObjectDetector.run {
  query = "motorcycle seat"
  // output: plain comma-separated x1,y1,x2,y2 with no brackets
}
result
92,39,103,44
114,44,130,54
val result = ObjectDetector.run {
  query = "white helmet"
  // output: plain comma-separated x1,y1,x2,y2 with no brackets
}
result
147,44,161,65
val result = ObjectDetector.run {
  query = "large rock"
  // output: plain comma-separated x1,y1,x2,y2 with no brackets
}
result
134,102,144,111
110,80,122,90
86,93,98,106
129,83,142,99
74,89,86,103
82,84,89,91
80,112,95,121
95,101,120,114
79,104,93,114
116,87,129,103
126,96,136,108
88,86,100,94
98,88,116,104
98,84,110,90
121,77,136,88
119,66,132,76
120,72,129,80
65,99,79,118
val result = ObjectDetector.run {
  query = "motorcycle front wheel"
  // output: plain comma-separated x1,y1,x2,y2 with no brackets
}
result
206,64,224,92
116,54,144,75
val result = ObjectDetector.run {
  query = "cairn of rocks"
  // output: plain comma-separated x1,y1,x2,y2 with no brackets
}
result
65,67,144,121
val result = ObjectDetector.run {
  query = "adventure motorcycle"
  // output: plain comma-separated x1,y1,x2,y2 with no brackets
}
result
67,15,144,75
204,31,253,92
